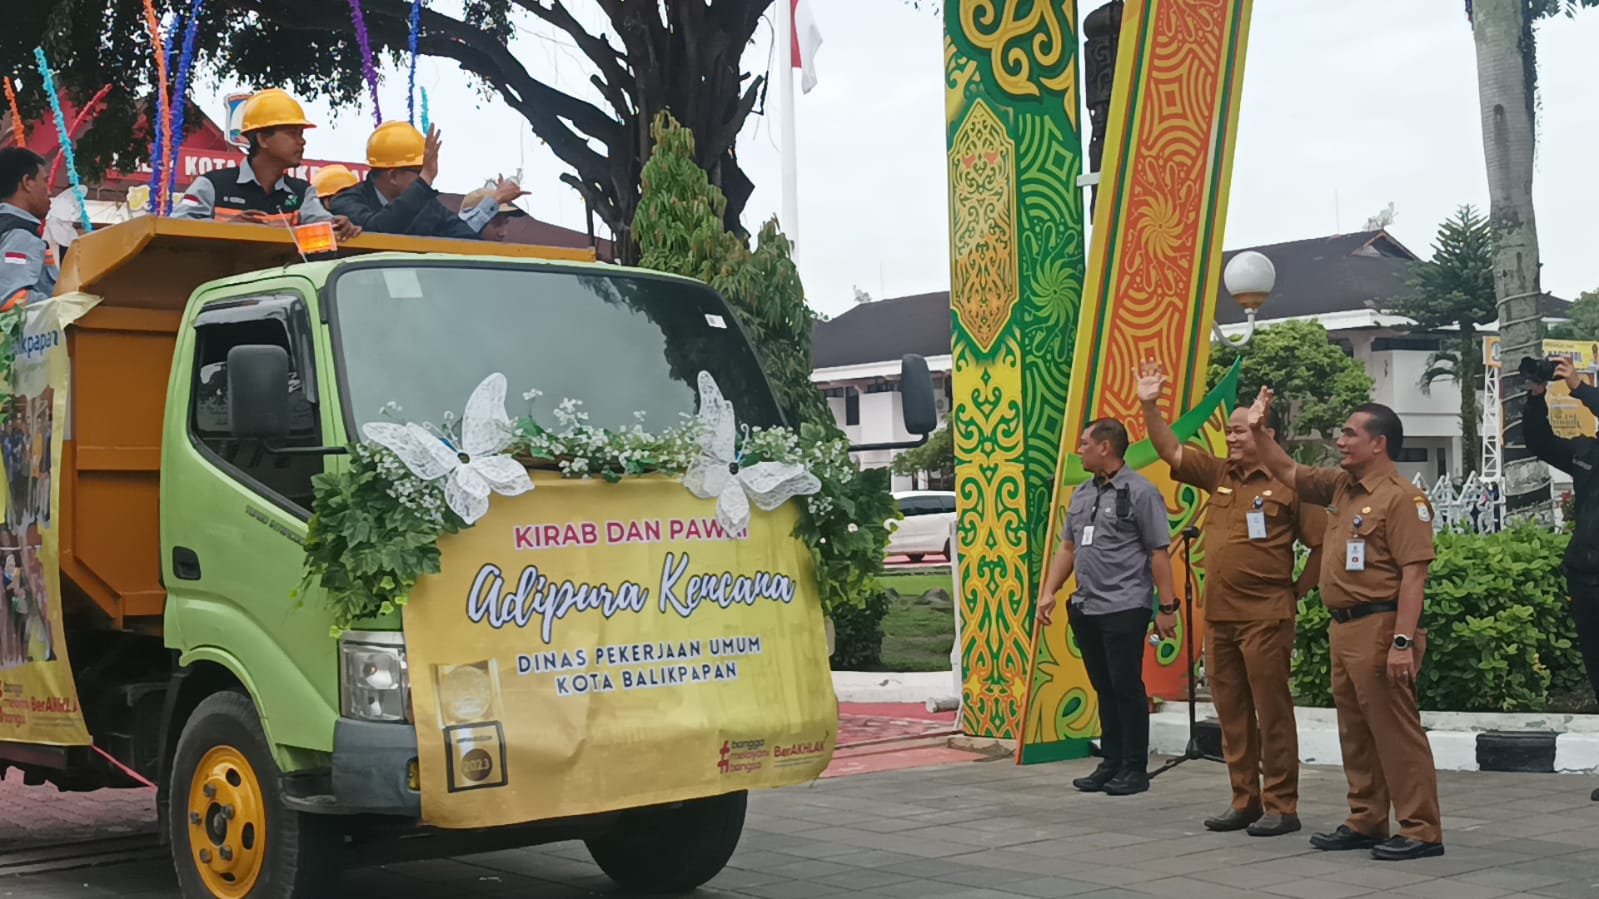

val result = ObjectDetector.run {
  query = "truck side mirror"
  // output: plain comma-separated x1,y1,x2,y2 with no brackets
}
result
900,354,937,437
227,345,292,439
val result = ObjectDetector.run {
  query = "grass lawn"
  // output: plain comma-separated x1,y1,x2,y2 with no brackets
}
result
875,570,957,672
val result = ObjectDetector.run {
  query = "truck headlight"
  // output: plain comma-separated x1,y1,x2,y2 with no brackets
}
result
339,631,410,722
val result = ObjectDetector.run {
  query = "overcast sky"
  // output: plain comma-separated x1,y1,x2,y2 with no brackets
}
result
197,0,1599,318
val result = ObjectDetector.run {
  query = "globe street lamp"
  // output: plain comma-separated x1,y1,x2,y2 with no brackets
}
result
1214,250,1275,348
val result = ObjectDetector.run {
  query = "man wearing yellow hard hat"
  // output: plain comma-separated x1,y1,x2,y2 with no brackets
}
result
172,89,359,240
330,121,524,240
311,164,361,202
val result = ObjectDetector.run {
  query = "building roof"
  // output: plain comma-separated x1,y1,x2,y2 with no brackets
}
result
813,229,1570,369
1213,230,1416,325
812,291,952,370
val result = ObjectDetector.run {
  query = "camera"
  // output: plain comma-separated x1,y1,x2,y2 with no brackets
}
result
1520,356,1559,383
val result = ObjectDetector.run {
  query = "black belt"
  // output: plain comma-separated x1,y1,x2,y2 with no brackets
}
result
1329,601,1398,623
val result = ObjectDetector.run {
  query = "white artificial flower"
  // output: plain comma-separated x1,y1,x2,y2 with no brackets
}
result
682,371,820,534
362,373,533,525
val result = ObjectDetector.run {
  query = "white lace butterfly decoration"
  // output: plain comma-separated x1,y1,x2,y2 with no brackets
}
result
360,371,817,532
362,373,534,526
681,371,820,534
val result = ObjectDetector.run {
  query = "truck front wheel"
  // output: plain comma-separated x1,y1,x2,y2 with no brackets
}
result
169,691,340,898
585,791,747,894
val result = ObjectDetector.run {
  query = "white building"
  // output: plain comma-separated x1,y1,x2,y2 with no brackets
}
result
812,230,1571,488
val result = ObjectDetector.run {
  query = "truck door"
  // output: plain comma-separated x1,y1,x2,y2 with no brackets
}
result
163,289,341,754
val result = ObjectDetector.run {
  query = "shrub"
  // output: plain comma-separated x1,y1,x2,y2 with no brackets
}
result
1291,526,1582,712
830,591,889,669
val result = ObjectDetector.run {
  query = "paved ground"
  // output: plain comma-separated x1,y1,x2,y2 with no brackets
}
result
5,752,1599,898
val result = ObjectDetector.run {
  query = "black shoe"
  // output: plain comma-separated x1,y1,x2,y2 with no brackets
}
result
1309,825,1382,851
1102,769,1150,796
1203,806,1262,832
1072,762,1118,793
1247,814,1302,837
1591,786,1599,802
1371,836,1445,861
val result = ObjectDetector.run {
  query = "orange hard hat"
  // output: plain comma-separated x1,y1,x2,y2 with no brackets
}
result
366,121,426,169
312,164,360,199
240,88,316,133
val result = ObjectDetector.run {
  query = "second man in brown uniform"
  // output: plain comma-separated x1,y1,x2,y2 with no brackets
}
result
1139,361,1324,836
1250,390,1444,861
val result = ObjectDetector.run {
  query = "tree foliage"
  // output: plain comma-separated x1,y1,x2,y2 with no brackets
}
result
1208,320,1373,461
891,423,952,487
4,0,775,261
1394,205,1496,473
1546,288,1599,340
634,111,897,665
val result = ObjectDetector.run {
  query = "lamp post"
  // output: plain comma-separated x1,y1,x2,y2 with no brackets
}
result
1214,250,1275,348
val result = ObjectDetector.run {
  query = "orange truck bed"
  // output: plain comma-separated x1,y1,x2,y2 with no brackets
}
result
54,217,597,630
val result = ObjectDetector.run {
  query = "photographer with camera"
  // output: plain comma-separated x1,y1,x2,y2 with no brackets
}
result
1522,355,1599,802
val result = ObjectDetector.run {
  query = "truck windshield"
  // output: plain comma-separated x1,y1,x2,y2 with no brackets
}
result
331,264,783,435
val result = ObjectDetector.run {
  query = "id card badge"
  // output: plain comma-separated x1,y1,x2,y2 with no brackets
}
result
1246,511,1267,540
1081,525,1095,547
1346,540,1366,572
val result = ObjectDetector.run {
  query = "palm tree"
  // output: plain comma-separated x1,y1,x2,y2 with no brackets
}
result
1469,0,1596,517
1417,343,1481,476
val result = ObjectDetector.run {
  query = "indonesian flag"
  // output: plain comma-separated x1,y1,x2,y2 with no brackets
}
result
791,0,824,94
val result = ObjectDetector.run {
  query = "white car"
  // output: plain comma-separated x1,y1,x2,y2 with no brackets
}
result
886,490,956,561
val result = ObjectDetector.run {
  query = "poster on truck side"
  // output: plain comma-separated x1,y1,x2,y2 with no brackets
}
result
0,293,96,746
403,476,837,828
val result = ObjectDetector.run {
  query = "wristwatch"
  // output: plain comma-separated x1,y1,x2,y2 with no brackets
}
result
1392,634,1413,651
1158,602,1179,614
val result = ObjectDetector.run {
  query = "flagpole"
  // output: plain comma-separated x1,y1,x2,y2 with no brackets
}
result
777,0,800,259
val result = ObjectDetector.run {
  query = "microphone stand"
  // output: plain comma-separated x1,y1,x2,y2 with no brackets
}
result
1149,523,1224,778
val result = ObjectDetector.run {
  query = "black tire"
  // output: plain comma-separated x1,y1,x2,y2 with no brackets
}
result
169,690,341,898
585,791,747,894
906,554,924,563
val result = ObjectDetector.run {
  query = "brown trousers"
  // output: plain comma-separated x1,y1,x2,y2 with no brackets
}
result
1329,611,1442,844
1208,618,1299,815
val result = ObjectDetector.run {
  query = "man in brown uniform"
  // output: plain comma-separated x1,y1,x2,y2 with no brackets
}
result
1249,389,1444,861
1138,361,1324,837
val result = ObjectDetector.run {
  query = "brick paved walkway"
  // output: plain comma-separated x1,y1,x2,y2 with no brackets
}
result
6,753,1599,898
0,774,156,852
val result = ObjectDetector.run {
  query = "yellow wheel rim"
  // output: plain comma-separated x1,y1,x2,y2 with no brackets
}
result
185,745,267,898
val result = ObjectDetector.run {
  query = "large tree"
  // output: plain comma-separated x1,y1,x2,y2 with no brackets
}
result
1394,205,1497,474
1208,320,1374,464
1468,0,1596,516
3,0,775,262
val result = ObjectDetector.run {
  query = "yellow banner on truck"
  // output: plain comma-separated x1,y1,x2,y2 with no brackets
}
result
403,476,837,828
0,294,96,747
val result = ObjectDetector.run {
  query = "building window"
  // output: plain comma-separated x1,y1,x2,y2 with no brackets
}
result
1394,447,1428,463
189,295,323,515
845,390,860,426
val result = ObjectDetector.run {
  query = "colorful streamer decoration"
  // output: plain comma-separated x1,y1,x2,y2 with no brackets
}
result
167,0,209,205
143,0,173,214
346,0,383,125
3,77,23,146
32,48,92,234
47,84,113,191
407,0,422,126
420,86,430,135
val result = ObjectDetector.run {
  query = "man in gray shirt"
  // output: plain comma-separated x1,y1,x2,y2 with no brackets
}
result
1037,418,1179,796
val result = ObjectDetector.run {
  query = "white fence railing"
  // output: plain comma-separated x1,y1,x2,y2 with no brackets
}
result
1412,472,1508,534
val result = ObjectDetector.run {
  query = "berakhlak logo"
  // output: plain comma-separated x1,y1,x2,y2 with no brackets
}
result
717,740,731,774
